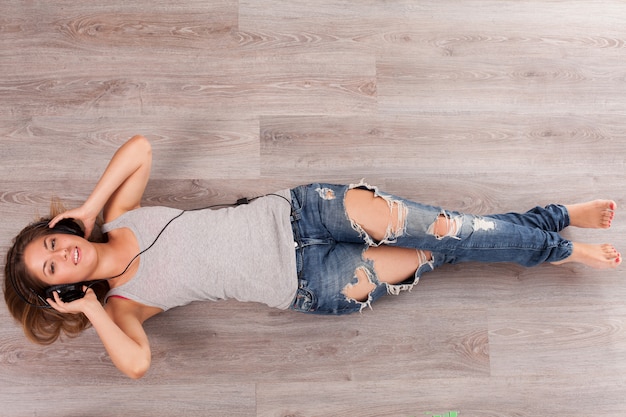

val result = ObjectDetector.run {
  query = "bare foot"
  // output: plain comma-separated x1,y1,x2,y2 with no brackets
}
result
565,200,616,229
552,242,621,269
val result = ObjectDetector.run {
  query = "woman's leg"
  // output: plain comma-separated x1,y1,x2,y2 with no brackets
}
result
290,184,620,313
487,200,615,231
342,246,432,302
344,188,621,269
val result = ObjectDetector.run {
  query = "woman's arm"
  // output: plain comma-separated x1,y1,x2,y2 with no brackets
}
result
49,290,154,379
98,298,153,379
49,135,152,236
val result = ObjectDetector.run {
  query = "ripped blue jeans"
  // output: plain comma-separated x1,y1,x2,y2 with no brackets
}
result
288,182,573,315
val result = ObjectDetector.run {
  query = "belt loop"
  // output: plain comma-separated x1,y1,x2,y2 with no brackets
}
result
289,188,303,223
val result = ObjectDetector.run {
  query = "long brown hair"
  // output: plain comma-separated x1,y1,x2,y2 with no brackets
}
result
4,208,109,345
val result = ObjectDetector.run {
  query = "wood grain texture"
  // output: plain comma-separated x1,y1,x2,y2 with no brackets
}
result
1,0,626,416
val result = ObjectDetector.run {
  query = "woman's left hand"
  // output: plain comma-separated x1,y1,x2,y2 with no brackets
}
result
47,286,99,315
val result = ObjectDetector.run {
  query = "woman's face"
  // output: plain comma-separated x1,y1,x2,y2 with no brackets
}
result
23,233,98,287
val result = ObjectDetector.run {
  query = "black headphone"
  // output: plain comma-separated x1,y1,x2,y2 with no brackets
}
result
10,218,102,309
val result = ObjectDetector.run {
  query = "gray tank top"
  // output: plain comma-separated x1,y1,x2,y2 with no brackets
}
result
102,190,297,311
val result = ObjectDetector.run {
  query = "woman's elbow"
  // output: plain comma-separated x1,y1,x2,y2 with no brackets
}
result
121,355,151,380
130,134,152,154
125,361,150,380
127,134,152,171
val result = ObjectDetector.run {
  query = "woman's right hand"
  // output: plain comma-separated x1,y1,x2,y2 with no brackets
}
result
48,204,99,238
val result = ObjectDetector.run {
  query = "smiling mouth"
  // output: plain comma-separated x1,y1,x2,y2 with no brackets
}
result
73,247,80,265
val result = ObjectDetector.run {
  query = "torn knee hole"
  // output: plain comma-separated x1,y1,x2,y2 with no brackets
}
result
371,198,408,244
433,215,454,237
429,213,461,239
342,267,376,302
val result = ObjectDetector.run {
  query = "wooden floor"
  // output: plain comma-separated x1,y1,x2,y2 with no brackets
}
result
1,1,626,416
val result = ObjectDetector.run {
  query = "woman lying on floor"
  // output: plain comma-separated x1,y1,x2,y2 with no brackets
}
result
4,135,620,378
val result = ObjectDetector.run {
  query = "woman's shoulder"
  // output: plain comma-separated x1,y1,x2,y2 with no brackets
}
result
102,206,180,231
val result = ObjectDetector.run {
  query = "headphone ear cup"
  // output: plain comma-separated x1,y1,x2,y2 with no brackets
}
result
45,283,86,303
52,219,83,237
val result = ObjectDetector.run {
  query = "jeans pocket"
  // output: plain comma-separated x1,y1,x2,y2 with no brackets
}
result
290,285,316,312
